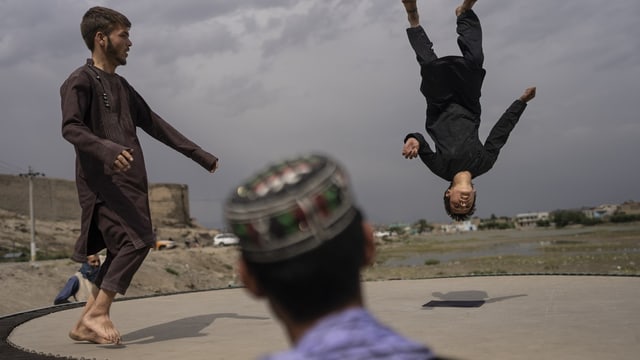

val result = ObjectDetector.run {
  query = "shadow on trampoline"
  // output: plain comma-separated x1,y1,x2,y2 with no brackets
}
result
116,313,269,346
423,290,527,308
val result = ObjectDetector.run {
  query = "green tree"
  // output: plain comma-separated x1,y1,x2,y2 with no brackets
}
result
536,219,551,227
551,210,587,228
610,213,640,223
388,225,405,236
414,219,433,234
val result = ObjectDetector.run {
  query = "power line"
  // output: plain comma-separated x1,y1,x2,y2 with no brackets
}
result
18,167,45,179
0,159,26,174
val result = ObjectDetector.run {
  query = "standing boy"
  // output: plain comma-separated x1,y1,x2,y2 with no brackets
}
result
60,6,219,344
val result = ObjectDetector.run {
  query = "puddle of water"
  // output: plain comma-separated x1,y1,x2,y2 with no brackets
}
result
382,225,640,266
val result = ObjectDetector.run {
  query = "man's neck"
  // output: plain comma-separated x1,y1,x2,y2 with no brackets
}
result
91,54,117,74
275,300,363,345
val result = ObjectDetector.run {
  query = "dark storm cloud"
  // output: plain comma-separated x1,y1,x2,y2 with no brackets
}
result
0,2,79,67
261,1,359,58
0,0,639,228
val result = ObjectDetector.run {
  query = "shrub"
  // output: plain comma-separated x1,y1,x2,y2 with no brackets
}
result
610,213,640,223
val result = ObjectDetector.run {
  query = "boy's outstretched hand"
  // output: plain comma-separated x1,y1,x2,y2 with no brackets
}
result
402,137,420,159
519,87,536,103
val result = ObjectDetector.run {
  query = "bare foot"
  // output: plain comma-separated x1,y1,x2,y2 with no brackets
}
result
79,313,121,344
401,0,420,27
69,325,111,344
456,0,477,17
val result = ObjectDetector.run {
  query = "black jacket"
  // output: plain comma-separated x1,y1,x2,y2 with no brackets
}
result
406,99,527,182
406,49,527,182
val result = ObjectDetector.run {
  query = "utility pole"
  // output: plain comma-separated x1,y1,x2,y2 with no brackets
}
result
19,166,45,263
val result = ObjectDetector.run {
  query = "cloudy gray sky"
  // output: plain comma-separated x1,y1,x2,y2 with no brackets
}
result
1,0,639,229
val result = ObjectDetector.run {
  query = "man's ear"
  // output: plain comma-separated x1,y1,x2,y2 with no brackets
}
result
444,188,452,198
361,222,376,267
237,258,265,298
95,32,106,48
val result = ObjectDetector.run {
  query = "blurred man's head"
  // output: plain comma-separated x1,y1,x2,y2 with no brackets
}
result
224,154,374,323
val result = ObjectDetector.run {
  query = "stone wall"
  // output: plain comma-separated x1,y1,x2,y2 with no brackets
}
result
147,183,191,227
0,174,191,226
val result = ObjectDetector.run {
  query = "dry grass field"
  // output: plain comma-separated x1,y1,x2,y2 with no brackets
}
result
365,223,640,280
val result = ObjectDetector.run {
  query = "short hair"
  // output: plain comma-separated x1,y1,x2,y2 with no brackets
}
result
80,6,131,51
243,210,366,323
443,183,477,221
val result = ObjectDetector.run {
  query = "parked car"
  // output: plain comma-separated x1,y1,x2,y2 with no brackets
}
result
213,233,240,247
155,239,177,250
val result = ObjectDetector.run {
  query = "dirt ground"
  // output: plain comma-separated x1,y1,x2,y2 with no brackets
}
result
1,208,639,317
0,246,240,316
0,209,239,316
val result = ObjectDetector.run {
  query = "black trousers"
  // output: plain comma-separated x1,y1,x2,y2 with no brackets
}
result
406,9,484,68
92,202,150,295
406,10,485,118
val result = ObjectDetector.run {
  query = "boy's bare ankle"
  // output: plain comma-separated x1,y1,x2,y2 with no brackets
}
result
402,0,420,27
456,0,477,16
407,14,420,27
462,0,477,11
401,0,417,8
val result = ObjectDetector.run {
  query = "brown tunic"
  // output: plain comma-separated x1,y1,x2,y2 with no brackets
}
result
61,59,217,262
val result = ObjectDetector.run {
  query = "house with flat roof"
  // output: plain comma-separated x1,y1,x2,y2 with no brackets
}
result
515,212,549,227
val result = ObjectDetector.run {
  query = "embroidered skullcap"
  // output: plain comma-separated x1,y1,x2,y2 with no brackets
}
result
224,153,358,263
